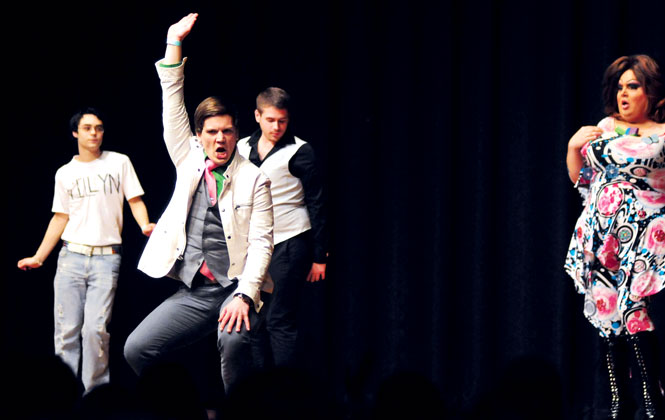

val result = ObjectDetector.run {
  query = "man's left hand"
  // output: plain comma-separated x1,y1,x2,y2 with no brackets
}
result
306,262,326,282
142,223,156,237
218,296,251,333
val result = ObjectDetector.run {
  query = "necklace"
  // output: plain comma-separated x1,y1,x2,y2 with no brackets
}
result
615,126,639,136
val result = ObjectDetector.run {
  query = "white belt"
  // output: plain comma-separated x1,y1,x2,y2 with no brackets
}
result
64,241,121,256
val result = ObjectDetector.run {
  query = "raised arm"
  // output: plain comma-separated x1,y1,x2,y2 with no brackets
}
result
157,13,200,166
17,213,69,270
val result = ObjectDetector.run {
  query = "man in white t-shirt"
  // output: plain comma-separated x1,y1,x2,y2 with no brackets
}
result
17,108,155,392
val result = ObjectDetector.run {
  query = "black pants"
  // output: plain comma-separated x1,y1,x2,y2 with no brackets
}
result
260,231,313,367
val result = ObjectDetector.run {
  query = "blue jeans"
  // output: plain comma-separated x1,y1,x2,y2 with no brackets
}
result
124,278,259,393
53,246,121,391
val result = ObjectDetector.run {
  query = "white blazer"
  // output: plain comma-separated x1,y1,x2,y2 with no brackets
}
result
138,60,273,311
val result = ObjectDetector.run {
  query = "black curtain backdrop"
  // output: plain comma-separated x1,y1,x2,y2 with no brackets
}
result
4,0,665,418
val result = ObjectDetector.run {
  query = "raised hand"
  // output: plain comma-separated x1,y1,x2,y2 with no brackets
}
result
167,13,198,43
164,13,198,65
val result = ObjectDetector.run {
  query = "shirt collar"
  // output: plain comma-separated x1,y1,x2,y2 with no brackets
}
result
247,129,296,149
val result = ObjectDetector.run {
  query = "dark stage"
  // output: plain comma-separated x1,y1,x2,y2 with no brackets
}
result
3,0,665,418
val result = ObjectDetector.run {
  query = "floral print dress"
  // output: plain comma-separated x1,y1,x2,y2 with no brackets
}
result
565,117,665,337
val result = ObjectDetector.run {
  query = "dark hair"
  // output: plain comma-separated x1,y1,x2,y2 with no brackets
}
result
193,96,238,134
256,87,291,113
602,54,665,123
70,107,104,132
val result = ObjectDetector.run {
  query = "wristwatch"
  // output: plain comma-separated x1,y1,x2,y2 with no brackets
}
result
234,293,252,305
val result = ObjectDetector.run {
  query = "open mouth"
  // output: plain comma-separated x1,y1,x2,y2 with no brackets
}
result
214,146,228,160
620,100,630,110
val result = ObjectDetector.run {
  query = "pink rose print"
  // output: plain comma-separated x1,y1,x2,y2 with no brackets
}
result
635,190,665,211
596,184,623,216
575,224,587,249
591,284,618,320
630,270,661,297
609,137,660,160
643,217,665,256
625,308,655,334
647,170,665,193
597,235,620,270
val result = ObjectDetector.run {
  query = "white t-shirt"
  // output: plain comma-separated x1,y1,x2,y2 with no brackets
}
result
52,151,144,246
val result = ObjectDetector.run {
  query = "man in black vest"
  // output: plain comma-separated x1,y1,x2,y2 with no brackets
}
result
237,87,328,368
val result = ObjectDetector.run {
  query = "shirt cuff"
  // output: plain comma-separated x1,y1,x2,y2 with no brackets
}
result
159,61,183,68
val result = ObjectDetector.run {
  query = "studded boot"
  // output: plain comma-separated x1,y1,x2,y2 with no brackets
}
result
603,336,632,419
627,332,664,420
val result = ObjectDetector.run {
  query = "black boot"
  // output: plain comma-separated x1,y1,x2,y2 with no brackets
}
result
627,332,664,420
604,336,632,419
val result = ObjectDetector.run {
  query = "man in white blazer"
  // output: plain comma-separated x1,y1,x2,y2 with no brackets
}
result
124,13,273,393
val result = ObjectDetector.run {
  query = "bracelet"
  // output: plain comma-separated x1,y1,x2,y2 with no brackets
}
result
166,39,182,47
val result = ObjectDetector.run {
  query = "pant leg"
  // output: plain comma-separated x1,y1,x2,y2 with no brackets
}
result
250,291,273,371
217,291,260,393
265,232,313,367
53,247,86,378
124,282,229,376
80,252,121,391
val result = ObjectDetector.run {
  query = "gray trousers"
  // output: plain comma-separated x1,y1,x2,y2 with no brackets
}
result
124,279,258,392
